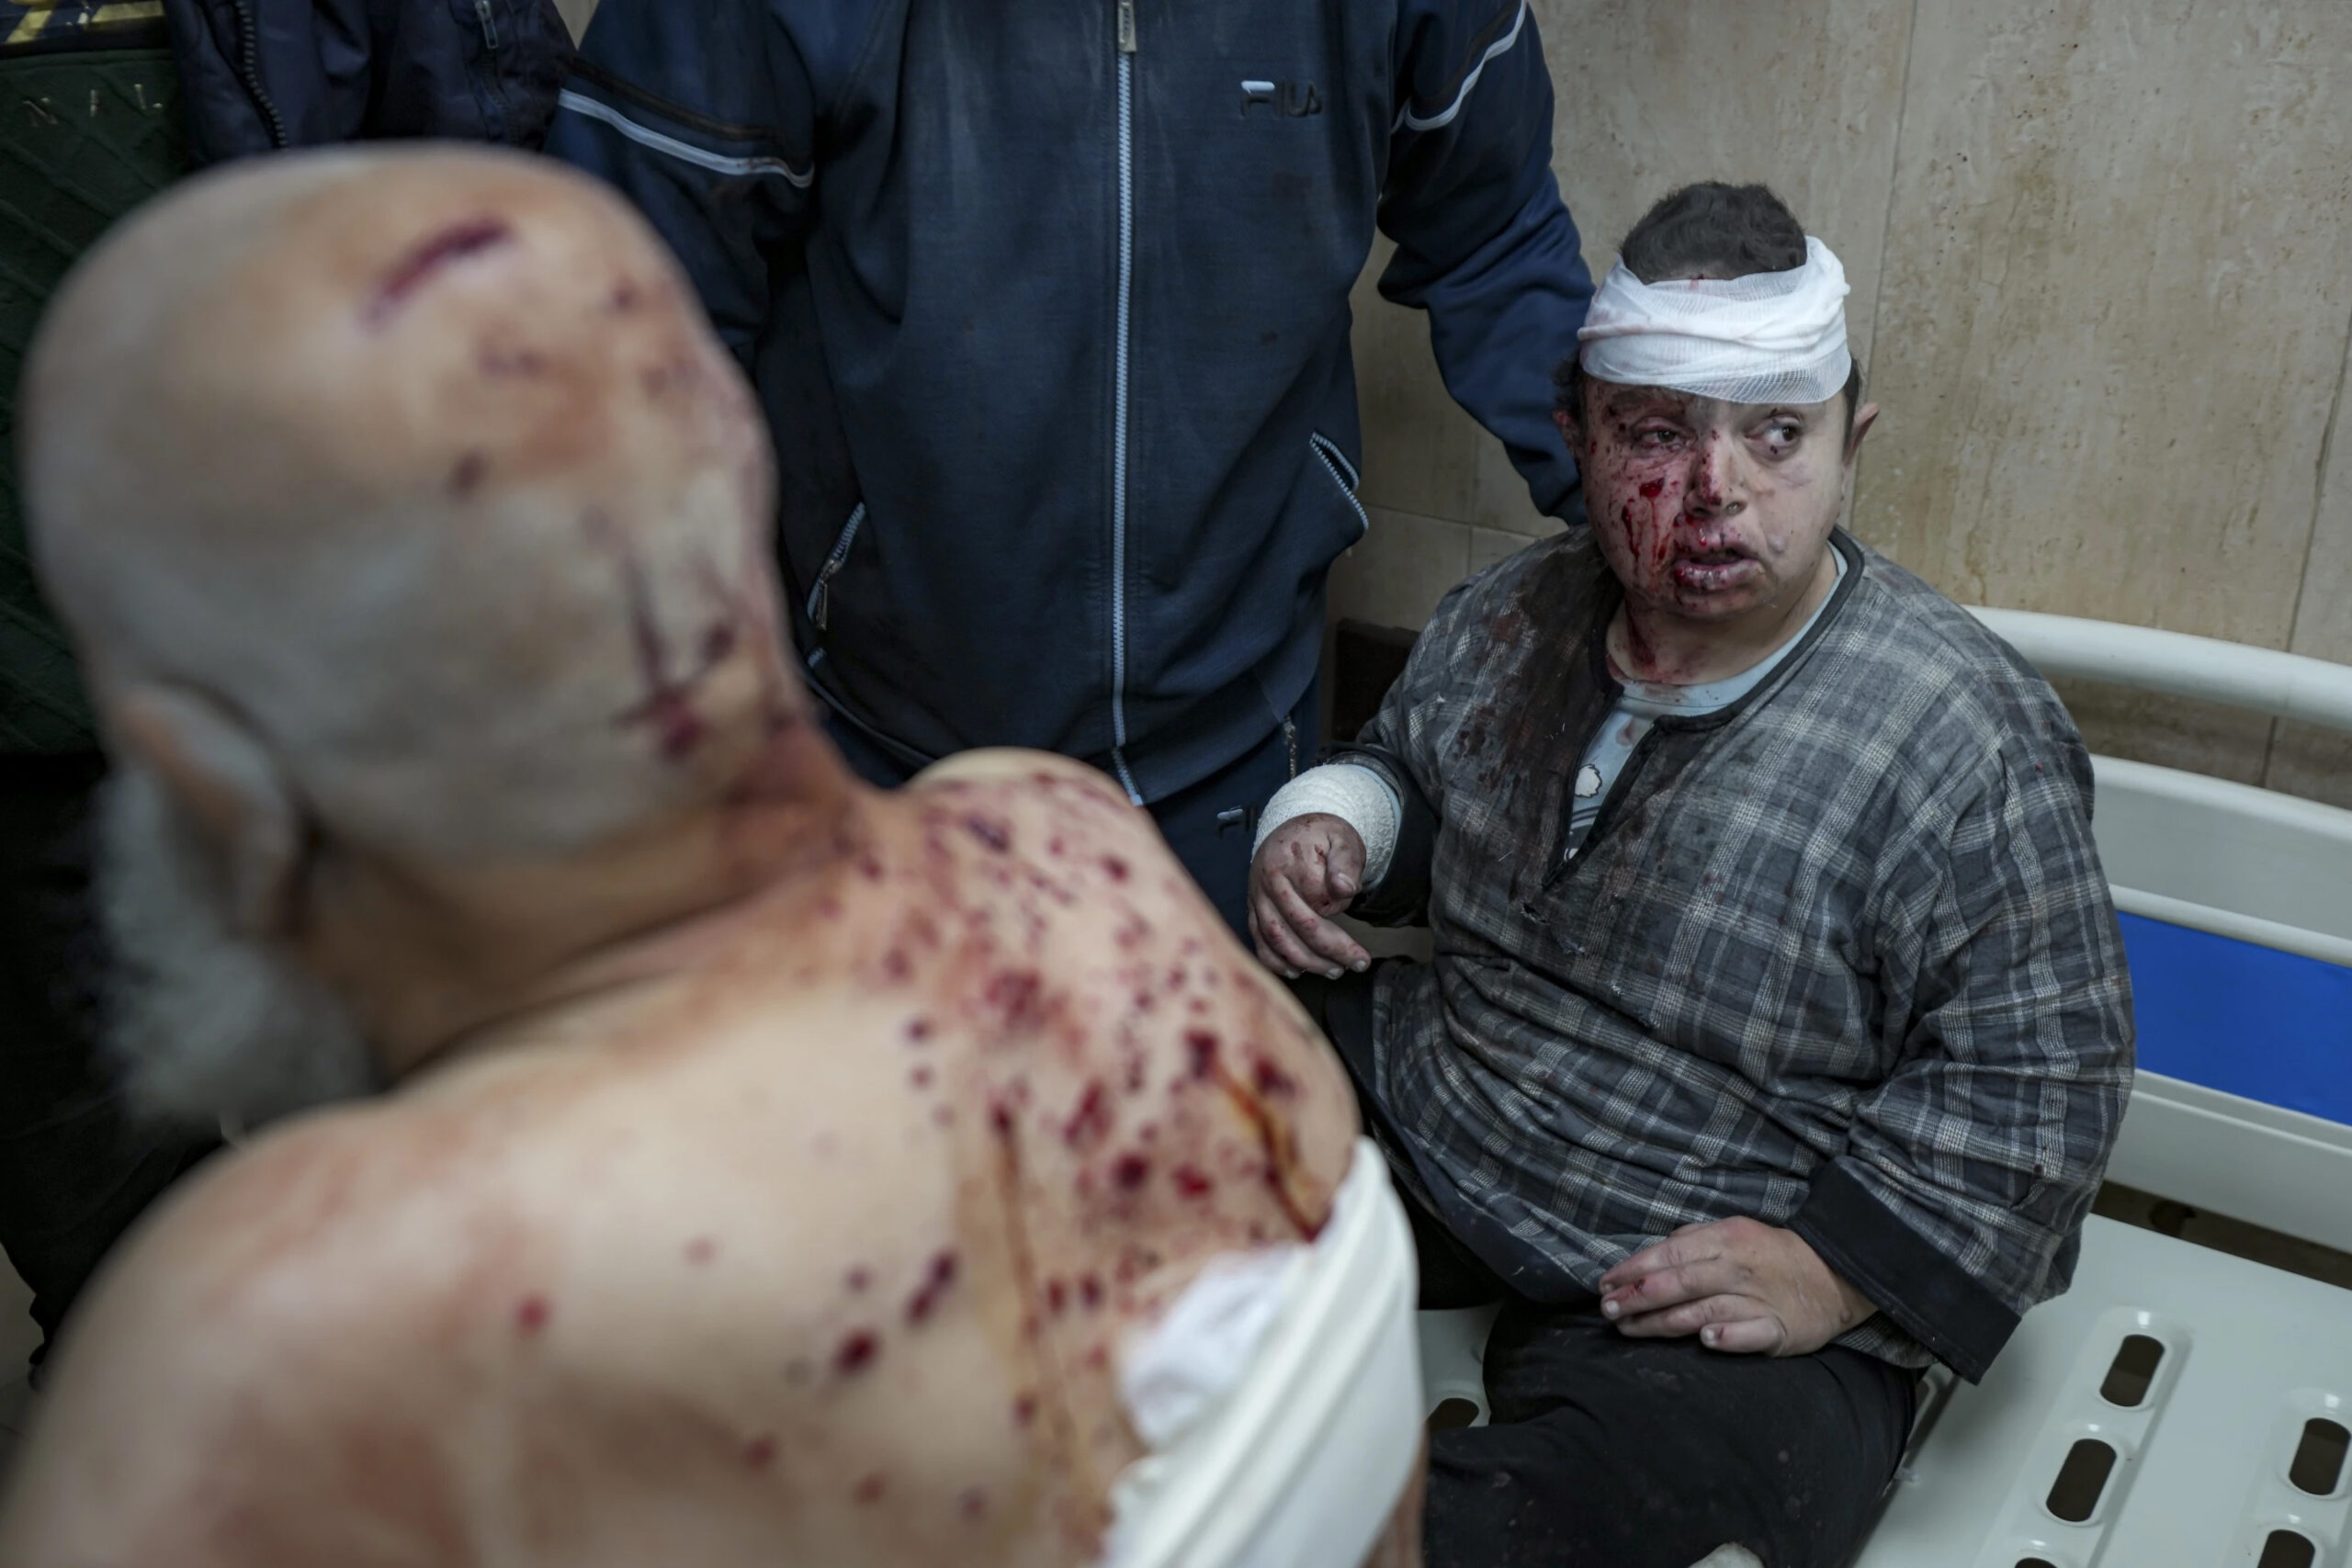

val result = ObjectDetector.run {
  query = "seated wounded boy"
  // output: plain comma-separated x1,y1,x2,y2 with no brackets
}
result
1248,183,2135,1568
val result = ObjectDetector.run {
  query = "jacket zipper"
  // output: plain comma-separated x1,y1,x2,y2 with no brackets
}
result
806,502,868,634
474,0,501,51
228,0,288,148
1107,0,1141,803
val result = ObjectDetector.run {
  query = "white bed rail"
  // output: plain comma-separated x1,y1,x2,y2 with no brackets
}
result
1966,605,2352,733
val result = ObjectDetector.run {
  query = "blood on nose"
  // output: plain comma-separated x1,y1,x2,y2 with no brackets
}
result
1686,433,1735,513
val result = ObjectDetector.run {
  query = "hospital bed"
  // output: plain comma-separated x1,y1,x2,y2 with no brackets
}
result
1415,610,2352,1568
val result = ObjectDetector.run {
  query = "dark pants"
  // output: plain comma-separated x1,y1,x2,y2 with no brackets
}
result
0,754,218,1376
1294,969,1917,1568
820,686,1315,943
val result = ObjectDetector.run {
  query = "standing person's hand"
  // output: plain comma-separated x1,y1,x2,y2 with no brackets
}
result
1249,815,1372,980
1598,1217,1876,1356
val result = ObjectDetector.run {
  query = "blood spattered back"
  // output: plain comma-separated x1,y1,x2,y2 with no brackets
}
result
805,749,1361,1553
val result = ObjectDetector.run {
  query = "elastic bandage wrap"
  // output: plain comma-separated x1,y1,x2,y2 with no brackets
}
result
1252,764,1401,889
1577,235,1852,406
1096,1142,1423,1568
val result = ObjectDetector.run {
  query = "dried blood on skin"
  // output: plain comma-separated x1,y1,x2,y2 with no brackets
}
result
1110,1153,1151,1190
514,1293,551,1335
910,1065,933,1089
447,450,490,496
1079,1275,1103,1310
905,1017,933,1043
962,814,1012,852
1250,1056,1297,1098
1172,1164,1215,1198
1101,855,1129,882
846,1267,872,1292
1063,1081,1113,1150
743,1436,777,1471
1184,1030,1220,1080
853,1472,886,1504
364,217,512,326
905,1249,959,1324
1012,1394,1038,1427
983,969,1048,1034
835,1329,879,1374
684,1236,718,1266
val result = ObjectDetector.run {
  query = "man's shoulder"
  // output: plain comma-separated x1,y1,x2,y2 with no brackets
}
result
0,1111,498,1560
1419,525,1602,644
1830,545,2086,757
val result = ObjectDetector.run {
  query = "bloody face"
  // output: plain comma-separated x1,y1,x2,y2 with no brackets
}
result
1569,380,1852,627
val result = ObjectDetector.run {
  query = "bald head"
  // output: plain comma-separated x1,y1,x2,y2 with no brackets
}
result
21,147,823,1120
28,144,797,861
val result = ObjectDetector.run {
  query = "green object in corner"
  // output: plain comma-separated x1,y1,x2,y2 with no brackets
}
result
0,28,189,753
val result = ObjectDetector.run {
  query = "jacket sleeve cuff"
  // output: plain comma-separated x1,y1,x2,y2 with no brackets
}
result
1790,1161,2019,1383
1323,741,1438,926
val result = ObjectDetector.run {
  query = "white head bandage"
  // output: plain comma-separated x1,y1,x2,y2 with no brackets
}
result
1097,1141,1423,1568
1577,235,1852,405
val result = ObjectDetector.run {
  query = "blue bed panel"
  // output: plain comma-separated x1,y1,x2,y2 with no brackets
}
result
2117,912,2352,1128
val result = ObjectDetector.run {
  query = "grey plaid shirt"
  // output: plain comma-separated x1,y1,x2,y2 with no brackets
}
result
1337,528,2134,1378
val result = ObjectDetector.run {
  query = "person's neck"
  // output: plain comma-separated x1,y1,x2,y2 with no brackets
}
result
311,718,870,1082
1608,541,1843,687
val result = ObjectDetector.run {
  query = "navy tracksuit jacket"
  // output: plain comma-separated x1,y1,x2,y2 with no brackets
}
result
548,0,1591,803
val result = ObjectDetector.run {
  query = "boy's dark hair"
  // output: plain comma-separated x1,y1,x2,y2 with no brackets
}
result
1554,181,1863,442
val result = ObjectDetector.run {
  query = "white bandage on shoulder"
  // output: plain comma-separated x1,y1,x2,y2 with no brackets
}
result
1096,1142,1423,1568
1577,234,1852,406
1251,763,1402,889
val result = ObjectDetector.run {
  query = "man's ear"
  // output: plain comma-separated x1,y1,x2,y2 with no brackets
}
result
1844,401,1882,465
1553,406,1584,456
107,683,306,939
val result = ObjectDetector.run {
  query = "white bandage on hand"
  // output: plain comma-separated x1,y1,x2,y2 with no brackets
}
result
1251,763,1401,891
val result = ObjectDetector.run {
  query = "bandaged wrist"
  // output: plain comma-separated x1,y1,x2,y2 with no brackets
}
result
1251,763,1400,889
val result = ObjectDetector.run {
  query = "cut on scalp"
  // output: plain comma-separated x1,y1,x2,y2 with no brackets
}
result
1555,181,1863,441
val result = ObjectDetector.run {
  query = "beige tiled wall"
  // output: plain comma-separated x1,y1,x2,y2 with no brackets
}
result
1337,0,2352,809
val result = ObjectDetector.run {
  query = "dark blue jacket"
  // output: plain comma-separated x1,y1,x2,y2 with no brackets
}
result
548,0,1591,803
164,0,571,166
